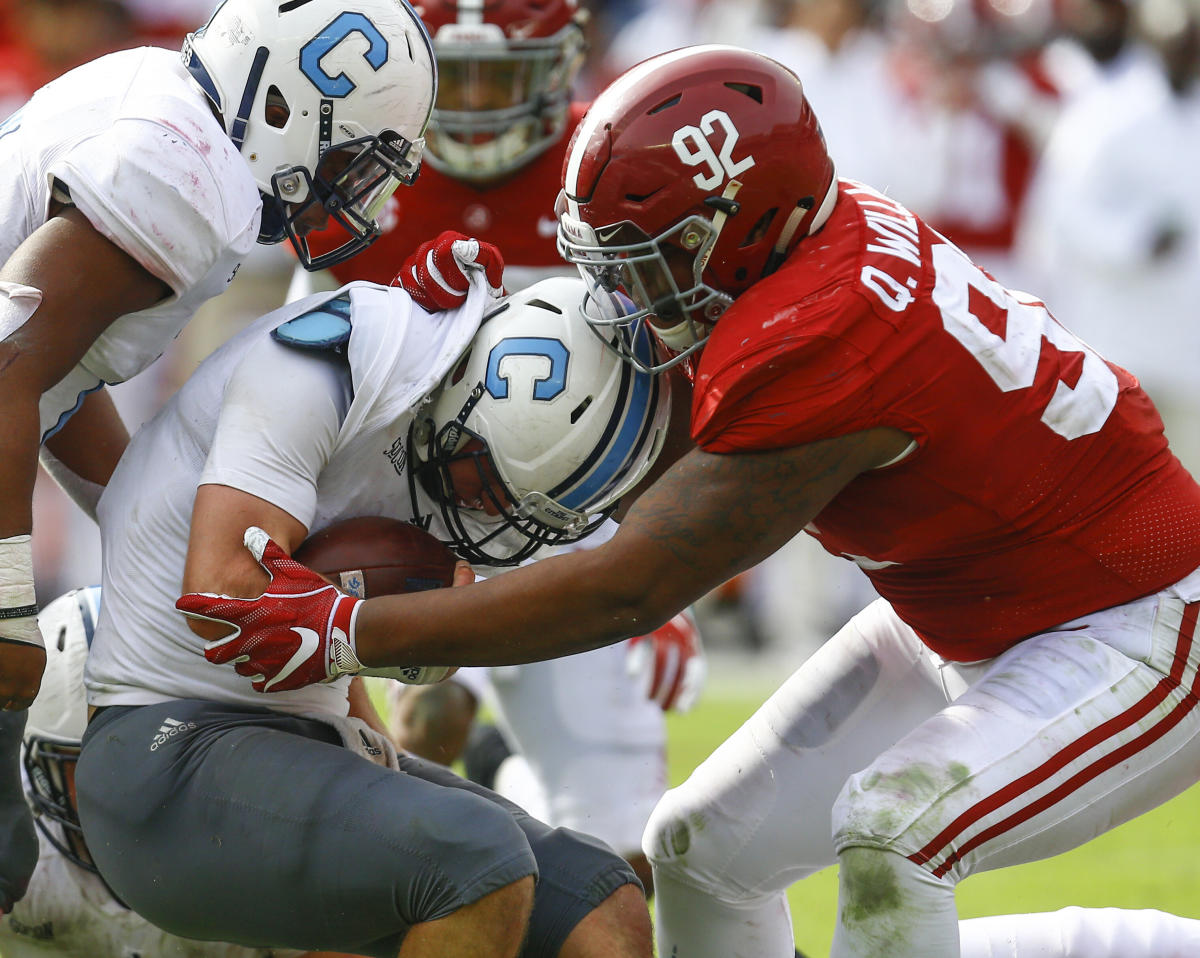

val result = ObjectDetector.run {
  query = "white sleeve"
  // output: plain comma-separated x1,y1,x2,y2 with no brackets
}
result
51,116,260,295
200,336,353,530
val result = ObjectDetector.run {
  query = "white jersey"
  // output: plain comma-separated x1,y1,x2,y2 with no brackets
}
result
0,46,260,438
85,281,493,716
0,824,303,958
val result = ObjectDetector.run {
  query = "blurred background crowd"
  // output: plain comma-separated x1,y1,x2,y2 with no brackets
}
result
6,0,1199,667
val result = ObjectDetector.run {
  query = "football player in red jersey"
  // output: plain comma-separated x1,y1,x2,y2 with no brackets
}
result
180,45,1200,958
296,0,702,899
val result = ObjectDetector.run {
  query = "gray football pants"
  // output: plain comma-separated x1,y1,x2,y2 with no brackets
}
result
77,699,638,957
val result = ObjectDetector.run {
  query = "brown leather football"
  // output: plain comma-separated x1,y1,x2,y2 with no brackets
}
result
293,517,457,598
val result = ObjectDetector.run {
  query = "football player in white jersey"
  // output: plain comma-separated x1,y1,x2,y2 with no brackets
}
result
75,275,669,957
0,0,437,914
4,585,362,958
298,0,708,896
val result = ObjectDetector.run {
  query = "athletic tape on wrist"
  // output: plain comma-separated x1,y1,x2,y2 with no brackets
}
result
0,535,40,647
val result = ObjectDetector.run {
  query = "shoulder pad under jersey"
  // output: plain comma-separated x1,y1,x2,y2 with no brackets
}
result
271,296,352,353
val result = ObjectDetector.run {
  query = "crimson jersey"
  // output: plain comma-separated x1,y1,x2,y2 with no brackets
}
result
693,180,1200,661
309,103,589,286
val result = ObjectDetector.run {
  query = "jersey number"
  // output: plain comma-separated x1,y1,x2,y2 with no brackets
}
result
931,242,1118,440
671,111,756,190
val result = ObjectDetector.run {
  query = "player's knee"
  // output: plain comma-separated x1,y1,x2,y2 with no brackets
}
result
402,875,534,958
521,826,644,956
834,846,957,955
641,783,718,887
832,760,965,857
558,882,653,958
467,874,536,949
836,846,909,920
399,791,535,925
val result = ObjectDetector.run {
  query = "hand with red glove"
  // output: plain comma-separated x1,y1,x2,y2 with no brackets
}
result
392,230,505,312
176,527,366,693
625,609,707,713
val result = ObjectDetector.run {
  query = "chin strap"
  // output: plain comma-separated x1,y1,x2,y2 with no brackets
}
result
697,179,743,277
763,171,839,278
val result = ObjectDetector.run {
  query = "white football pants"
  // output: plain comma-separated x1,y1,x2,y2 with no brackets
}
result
645,570,1200,957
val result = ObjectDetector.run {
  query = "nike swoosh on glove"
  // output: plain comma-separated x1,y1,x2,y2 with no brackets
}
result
176,527,365,693
625,609,707,712
392,230,505,311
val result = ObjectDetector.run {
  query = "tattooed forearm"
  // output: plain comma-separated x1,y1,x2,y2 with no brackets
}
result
626,429,906,585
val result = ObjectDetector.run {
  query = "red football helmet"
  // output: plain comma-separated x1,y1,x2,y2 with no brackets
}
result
557,44,837,372
418,0,588,181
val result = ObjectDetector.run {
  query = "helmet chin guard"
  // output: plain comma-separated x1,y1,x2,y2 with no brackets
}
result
275,129,424,270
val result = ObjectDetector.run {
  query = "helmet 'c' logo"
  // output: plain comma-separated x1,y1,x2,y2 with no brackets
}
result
486,338,569,401
671,110,755,191
300,13,389,98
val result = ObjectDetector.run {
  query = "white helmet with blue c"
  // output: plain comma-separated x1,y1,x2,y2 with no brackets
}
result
412,276,672,565
182,0,437,269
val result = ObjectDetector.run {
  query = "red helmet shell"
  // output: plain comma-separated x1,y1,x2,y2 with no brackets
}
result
561,45,836,296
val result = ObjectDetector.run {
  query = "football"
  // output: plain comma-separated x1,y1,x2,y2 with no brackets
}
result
293,516,457,599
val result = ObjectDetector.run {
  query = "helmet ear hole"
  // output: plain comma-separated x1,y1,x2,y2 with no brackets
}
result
265,86,290,129
449,351,472,387
725,81,764,104
570,395,593,423
735,208,778,254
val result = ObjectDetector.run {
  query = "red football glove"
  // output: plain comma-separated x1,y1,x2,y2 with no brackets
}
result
176,527,365,693
625,609,706,713
392,230,505,311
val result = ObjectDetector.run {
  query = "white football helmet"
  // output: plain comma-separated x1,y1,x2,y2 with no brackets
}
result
419,0,587,181
23,587,101,874
412,276,672,565
182,0,437,269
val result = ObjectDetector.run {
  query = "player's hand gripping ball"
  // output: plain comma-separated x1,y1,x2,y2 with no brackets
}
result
294,516,458,685
176,522,459,692
392,230,505,311
293,516,457,598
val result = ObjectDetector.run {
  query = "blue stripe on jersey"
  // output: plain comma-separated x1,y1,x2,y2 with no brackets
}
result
41,381,104,443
